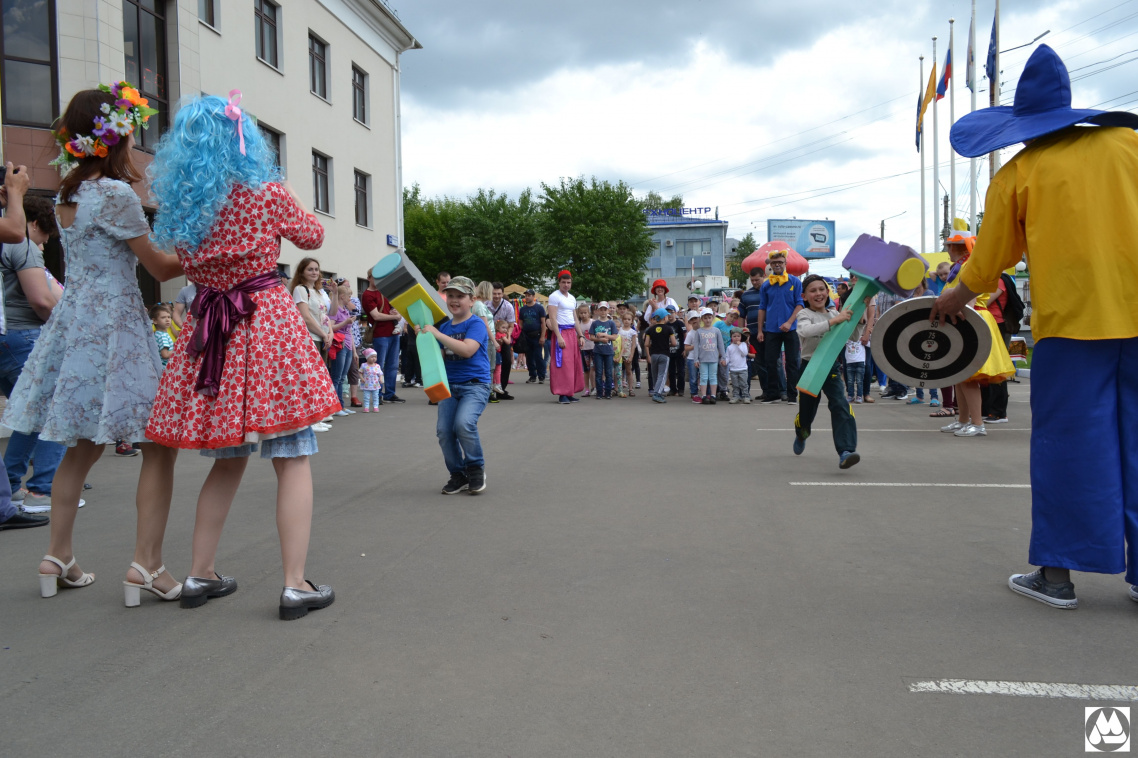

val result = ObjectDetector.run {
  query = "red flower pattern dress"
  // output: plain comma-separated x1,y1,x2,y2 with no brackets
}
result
146,183,341,449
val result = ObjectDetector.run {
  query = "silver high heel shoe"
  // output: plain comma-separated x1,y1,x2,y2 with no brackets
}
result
279,581,335,620
123,562,183,607
179,573,238,609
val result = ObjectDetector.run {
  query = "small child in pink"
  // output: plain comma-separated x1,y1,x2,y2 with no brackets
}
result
359,348,383,412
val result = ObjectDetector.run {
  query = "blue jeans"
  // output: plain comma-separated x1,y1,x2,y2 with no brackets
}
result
524,333,546,380
687,358,699,396
0,327,67,494
915,386,940,401
329,343,351,405
436,382,491,474
594,353,614,397
845,362,865,399
372,335,401,400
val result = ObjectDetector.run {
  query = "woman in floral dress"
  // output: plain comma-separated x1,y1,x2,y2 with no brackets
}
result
2,85,184,603
145,94,340,620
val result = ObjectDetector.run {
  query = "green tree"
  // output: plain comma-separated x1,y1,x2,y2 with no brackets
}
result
727,232,758,283
638,191,683,212
536,176,655,301
402,183,464,283
453,188,541,287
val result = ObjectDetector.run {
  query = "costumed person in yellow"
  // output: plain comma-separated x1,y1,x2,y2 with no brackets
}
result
937,233,1015,438
932,44,1138,609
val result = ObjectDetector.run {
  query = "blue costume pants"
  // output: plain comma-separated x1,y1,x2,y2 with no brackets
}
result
1029,337,1138,582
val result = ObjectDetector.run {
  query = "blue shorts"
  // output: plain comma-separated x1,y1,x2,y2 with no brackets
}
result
200,427,318,460
699,361,717,384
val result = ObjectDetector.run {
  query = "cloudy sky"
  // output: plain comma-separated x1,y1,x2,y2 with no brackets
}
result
393,0,1138,277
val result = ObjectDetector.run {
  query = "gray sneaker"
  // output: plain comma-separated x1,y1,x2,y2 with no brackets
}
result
1008,569,1078,609
1129,585,1138,604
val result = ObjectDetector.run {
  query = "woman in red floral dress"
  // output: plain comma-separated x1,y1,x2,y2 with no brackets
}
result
146,94,340,619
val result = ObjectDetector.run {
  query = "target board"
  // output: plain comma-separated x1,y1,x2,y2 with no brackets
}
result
870,297,992,389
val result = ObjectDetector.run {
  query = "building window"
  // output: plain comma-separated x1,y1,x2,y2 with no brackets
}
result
312,152,330,213
354,170,370,227
0,0,59,126
677,240,711,257
123,0,168,151
198,0,218,28
645,269,662,282
309,34,328,99
259,123,284,176
255,0,278,68
351,65,367,123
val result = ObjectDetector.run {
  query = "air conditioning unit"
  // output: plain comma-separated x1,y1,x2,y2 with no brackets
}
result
664,239,674,247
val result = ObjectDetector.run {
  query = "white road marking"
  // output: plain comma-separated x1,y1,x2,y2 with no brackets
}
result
909,679,1138,701
755,428,1031,432
790,482,1030,488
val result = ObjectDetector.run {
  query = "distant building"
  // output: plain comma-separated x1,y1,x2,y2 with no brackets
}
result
0,0,419,301
642,209,729,299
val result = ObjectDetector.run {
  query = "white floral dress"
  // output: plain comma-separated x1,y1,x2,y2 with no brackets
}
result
3,178,164,445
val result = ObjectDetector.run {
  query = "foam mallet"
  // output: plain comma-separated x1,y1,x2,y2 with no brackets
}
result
796,233,928,397
370,251,451,402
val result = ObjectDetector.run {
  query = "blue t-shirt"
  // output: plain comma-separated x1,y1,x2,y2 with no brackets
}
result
757,276,804,332
589,319,617,356
519,303,546,334
926,276,945,296
438,314,491,383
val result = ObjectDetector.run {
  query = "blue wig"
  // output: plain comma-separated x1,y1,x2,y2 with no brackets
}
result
149,95,280,253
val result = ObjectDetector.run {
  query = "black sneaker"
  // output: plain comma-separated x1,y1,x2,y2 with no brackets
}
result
526,377,537,384
760,396,781,404
441,472,469,495
1008,568,1078,609
0,511,49,530
466,468,486,494
387,395,406,403
704,395,716,405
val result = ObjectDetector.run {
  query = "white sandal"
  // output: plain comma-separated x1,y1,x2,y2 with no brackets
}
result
39,555,95,598
123,562,183,607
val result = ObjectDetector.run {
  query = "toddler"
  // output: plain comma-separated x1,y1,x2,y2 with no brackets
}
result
359,348,383,411
492,318,510,395
725,329,751,403
844,337,866,403
684,312,701,397
150,303,175,367
576,303,594,396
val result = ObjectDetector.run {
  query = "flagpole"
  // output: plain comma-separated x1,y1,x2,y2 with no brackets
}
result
932,36,939,251
920,55,926,254
990,0,1001,179
970,0,978,234
949,19,956,234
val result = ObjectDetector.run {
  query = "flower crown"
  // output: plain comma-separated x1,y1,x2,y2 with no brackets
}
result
50,81,158,170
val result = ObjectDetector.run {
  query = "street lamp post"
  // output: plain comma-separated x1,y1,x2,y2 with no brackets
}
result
880,211,906,239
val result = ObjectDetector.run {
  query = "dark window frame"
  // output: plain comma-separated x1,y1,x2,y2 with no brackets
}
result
354,170,369,227
0,0,60,127
351,65,367,123
259,123,283,174
254,0,279,68
122,0,169,152
312,151,330,214
309,33,328,99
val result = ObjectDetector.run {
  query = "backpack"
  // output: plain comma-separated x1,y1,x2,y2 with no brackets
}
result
999,273,1025,334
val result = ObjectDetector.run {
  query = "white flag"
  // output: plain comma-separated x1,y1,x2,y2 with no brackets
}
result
966,16,976,90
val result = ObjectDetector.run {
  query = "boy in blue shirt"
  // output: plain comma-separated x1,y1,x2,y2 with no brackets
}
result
421,276,492,495
756,251,804,404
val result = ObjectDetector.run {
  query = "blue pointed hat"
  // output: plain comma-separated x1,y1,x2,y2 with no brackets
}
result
950,44,1138,158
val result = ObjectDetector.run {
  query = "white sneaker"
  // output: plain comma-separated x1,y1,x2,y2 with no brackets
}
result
21,493,85,513
334,409,351,417
954,423,987,437
311,423,331,432
940,421,964,433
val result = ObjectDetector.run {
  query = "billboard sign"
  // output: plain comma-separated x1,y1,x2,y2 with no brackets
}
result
767,219,836,259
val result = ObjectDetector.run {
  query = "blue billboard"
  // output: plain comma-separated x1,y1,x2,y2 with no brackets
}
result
767,219,836,259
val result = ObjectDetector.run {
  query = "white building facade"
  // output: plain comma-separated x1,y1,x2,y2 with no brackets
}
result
1,0,419,300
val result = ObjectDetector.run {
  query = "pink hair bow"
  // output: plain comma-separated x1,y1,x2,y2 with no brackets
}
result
225,89,245,155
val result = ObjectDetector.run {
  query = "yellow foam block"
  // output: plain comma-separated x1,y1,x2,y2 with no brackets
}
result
391,285,448,326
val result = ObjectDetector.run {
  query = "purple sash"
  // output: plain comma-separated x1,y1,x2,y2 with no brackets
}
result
188,270,281,396
554,323,576,368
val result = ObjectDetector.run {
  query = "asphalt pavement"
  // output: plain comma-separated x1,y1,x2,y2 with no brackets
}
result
1,377,1134,757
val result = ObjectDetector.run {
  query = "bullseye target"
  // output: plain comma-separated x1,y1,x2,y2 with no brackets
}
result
870,297,991,389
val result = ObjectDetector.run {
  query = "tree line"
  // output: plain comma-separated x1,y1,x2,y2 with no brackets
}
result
401,177,682,301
